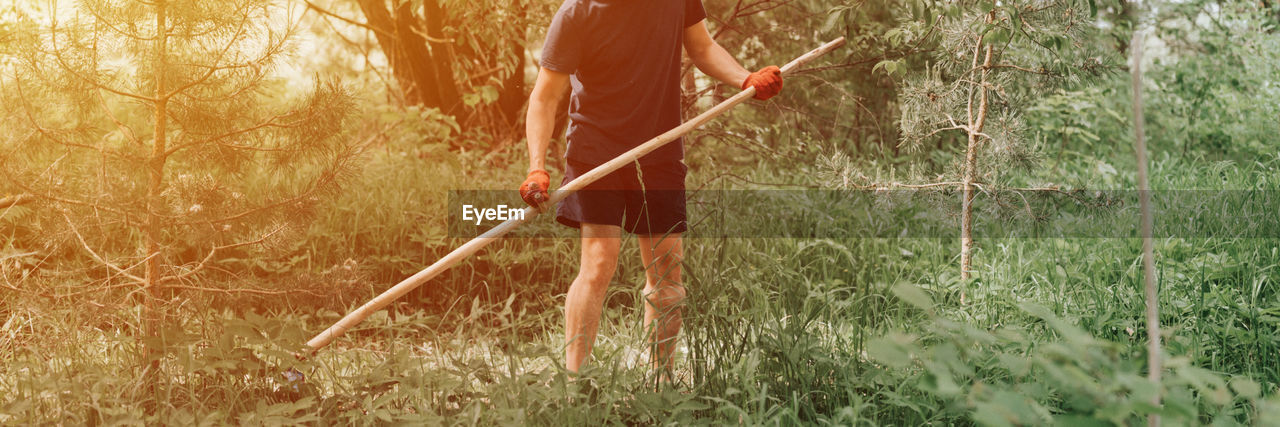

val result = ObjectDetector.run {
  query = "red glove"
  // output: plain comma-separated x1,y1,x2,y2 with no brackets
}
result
742,65,783,100
519,169,550,208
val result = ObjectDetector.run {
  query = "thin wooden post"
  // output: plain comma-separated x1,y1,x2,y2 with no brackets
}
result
1130,17,1162,427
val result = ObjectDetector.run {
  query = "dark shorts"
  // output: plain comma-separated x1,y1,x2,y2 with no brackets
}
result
555,159,687,236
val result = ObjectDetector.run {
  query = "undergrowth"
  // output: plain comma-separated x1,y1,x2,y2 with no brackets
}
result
3,141,1279,423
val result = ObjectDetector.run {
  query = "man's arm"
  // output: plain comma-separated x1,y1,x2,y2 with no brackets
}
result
683,20,751,87
520,67,571,207
526,68,570,172
684,20,783,100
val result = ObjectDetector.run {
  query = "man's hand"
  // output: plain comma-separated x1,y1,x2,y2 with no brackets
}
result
520,169,551,208
742,66,783,100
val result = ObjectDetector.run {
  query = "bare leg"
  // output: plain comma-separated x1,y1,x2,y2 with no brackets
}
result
638,233,685,380
565,223,622,373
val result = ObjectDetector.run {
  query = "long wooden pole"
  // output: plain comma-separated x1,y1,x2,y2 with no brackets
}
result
305,37,847,352
1130,18,1162,427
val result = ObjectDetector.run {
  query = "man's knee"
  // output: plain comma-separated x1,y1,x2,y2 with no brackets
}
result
640,235,683,284
646,283,686,311
645,253,682,282
578,256,617,286
578,224,621,288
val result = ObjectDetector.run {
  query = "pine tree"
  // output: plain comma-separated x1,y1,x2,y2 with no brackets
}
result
0,0,362,380
889,0,1111,293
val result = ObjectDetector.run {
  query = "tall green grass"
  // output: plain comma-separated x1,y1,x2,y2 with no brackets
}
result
3,140,1279,423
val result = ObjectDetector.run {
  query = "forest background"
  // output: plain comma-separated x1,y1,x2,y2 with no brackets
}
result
2,0,1280,424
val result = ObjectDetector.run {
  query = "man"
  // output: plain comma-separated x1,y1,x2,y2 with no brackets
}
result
519,0,783,380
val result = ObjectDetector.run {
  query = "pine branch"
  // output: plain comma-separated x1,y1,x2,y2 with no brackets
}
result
173,125,383,227
96,89,142,146
921,124,969,140
0,251,38,263
62,212,148,285
988,63,1051,75
696,172,824,190
860,181,966,189
55,280,149,299
164,112,291,156
0,281,23,294
841,179,1084,201
13,80,142,162
163,15,252,99
80,1,161,42
314,9,399,103
160,225,286,285
164,284,311,296
47,32,156,103
0,194,35,209
2,166,130,216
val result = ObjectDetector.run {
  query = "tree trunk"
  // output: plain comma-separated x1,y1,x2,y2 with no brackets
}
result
1130,24,1162,427
420,0,461,112
494,3,527,127
352,0,536,133
357,0,460,112
144,0,169,387
961,16,995,287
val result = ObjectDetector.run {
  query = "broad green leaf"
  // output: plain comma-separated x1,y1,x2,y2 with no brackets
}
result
820,9,843,34
891,282,934,310
866,334,915,368
1229,377,1261,398
986,28,1011,45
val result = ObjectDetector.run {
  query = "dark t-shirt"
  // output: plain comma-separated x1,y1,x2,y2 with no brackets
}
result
540,0,706,167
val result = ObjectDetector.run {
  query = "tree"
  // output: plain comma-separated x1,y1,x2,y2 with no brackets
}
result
1144,1,1280,159
302,0,558,139
0,0,361,382
888,0,1110,289
678,0,918,176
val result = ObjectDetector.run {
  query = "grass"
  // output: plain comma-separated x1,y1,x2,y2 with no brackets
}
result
3,131,1280,423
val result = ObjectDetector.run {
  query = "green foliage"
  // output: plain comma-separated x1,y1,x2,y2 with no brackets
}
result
1145,0,1280,159
869,285,1264,425
894,0,1117,178
692,0,905,160
3,0,1280,424
3,146,1280,424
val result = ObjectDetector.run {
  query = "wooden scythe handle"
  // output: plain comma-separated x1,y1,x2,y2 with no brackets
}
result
305,37,847,352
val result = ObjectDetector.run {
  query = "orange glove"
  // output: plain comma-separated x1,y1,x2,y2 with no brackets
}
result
742,65,783,100
519,169,550,208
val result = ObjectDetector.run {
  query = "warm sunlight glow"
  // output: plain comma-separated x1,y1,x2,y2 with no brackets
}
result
2,0,1277,424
